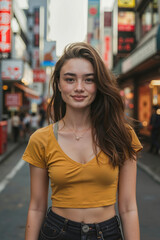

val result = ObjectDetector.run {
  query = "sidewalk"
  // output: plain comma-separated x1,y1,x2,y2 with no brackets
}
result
138,142,160,183
0,139,160,184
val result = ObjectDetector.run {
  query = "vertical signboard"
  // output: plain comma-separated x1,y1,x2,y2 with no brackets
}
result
32,8,40,70
87,0,100,51
103,12,113,69
0,0,12,59
118,0,136,55
33,8,39,47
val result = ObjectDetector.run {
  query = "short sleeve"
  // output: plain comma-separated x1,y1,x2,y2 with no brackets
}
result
22,131,47,168
129,127,143,153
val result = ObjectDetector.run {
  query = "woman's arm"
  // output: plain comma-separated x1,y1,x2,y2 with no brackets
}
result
118,156,140,240
25,164,49,240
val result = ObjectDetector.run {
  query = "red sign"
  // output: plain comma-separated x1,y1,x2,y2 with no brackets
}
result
33,69,46,83
118,12,135,32
89,7,97,15
118,32,135,53
0,0,12,54
5,93,22,107
104,36,110,67
104,12,112,27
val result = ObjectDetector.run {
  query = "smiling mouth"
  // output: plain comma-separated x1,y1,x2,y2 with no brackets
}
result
71,95,87,101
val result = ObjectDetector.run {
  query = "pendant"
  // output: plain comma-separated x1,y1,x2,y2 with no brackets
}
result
75,136,80,141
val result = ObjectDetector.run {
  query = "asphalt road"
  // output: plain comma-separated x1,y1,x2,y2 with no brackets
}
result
0,145,159,240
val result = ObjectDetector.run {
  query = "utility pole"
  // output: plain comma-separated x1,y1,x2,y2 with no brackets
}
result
0,62,3,121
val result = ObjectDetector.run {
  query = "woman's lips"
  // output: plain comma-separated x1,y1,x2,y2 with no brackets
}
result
71,95,87,101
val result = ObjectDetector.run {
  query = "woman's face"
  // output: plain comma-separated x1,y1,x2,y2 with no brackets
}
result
58,58,97,110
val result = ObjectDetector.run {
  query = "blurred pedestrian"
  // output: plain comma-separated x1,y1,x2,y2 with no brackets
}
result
19,111,25,139
30,112,39,134
38,104,46,127
23,112,31,138
148,105,160,154
11,111,20,142
23,42,143,240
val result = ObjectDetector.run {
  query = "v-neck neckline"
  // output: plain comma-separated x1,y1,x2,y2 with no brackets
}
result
50,124,101,167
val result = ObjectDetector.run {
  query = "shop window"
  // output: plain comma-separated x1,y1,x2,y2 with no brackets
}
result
138,84,152,136
120,86,134,120
140,0,159,37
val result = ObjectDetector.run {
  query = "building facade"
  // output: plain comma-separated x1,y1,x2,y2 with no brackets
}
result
114,0,160,137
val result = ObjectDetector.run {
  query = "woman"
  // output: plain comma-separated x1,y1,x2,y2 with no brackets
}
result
23,42,143,240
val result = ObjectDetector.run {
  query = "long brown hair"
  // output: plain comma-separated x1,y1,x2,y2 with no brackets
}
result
47,42,136,167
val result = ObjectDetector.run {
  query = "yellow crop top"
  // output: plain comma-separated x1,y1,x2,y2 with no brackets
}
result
22,124,143,208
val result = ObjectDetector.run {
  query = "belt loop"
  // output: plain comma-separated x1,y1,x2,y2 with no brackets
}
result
62,218,68,232
95,223,104,240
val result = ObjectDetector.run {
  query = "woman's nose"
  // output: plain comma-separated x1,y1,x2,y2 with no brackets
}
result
75,80,84,91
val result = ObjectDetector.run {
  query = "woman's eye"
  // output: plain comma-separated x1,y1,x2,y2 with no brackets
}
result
85,78,94,83
66,78,75,82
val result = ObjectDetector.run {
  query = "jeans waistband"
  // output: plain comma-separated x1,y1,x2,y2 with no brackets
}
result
46,207,120,232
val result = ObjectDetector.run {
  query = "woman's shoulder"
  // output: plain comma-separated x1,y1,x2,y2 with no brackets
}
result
29,124,52,143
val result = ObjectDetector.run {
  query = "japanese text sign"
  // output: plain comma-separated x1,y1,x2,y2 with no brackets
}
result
0,0,12,55
5,93,22,107
33,69,46,83
1,59,23,80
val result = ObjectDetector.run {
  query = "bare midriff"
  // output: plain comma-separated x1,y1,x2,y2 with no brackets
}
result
52,205,116,223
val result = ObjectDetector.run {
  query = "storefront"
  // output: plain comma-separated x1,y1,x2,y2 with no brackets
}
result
119,81,134,120
116,23,160,137
137,75,160,136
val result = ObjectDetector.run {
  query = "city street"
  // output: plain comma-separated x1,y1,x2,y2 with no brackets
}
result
0,144,159,240
1,0,160,239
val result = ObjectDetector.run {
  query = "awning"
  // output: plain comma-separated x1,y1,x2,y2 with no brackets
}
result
14,82,40,100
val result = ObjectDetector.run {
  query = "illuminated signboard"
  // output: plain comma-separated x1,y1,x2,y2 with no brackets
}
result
5,93,22,107
118,11,135,32
118,0,135,8
118,31,136,53
33,69,46,83
118,9,136,54
0,0,12,59
103,12,113,69
1,59,23,80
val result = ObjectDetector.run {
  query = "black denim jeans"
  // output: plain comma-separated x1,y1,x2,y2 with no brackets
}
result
38,207,123,240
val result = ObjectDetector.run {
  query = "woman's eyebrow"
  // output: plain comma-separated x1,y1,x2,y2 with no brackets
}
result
63,72,94,76
64,72,76,76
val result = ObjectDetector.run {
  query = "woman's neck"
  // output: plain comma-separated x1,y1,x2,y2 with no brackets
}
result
62,108,91,131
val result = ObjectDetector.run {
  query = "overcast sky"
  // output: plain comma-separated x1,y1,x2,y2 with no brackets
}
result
48,0,115,56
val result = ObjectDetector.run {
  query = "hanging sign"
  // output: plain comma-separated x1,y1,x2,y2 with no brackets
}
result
0,0,12,59
5,93,22,107
1,59,23,80
118,0,135,8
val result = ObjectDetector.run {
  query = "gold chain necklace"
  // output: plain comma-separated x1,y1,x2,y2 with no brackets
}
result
62,120,91,141
71,128,91,141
